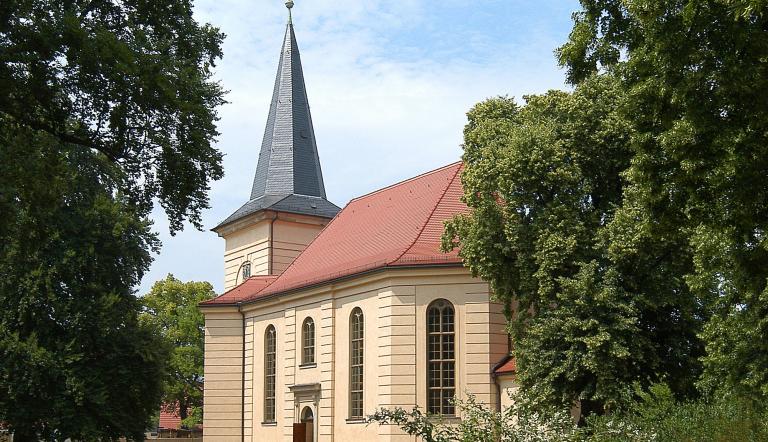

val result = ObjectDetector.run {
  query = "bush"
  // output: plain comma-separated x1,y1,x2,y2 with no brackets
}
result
368,385,768,442
586,384,768,442
368,392,579,442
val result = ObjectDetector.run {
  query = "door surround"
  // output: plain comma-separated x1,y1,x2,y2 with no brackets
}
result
289,383,320,442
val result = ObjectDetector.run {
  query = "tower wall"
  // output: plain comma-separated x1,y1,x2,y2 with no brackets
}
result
219,211,332,291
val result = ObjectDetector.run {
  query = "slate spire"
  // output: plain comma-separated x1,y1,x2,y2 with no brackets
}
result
215,1,339,230
250,1,326,200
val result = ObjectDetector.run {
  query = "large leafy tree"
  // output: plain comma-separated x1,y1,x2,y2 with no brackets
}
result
558,0,768,399
0,0,225,439
444,75,705,413
0,126,169,440
0,0,225,231
140,275,214,427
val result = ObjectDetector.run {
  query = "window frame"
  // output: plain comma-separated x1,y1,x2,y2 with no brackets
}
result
349,307,364,419
264,324,277,423
426,299,456,416
301,317,315,366
241,261,251,280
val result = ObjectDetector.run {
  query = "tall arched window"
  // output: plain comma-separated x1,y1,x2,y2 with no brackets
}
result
349,307,364,419
427,299,455,416
302,317,315,365
264,325,277,422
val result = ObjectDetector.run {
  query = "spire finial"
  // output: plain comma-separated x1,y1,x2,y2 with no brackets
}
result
285,0,294,24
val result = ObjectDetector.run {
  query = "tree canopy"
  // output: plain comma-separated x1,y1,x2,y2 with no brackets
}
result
0,126,169,440
141,275,214,427
558,0,768,400
445,0,768,414
0,0,225,439
445,75,704,413
0,0,225,231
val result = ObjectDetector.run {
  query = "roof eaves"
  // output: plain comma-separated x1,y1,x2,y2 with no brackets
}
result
199,275,279,307
492,355,516,376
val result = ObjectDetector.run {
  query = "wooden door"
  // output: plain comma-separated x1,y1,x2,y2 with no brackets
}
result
293,422,307,442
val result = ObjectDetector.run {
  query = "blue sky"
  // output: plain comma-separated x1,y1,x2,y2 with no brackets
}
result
138,0,581,295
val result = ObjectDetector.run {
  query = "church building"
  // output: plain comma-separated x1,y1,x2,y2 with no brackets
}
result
199,3,516,441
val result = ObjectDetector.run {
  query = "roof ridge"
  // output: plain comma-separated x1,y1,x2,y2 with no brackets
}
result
348,161,462,204
391,162,462,264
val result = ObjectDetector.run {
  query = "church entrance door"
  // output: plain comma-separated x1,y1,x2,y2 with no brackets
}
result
292,422,308,442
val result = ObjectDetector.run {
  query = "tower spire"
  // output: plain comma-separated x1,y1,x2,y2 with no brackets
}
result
215,0,339,230
250,0,326,200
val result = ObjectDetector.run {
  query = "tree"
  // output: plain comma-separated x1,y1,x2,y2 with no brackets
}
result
0,126,169,440
444,74,706,413
0,0,225,438
0,0,225,231
557,0,768,400
140,275,214,427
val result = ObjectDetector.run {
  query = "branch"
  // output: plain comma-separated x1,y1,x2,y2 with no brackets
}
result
22,117,120,162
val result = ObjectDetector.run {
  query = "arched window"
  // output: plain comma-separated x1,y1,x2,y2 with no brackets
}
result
264,325,277,422
301,406,314,423
349,307,364,419
427,299,455,415
302,317,315,365
241,261,251,280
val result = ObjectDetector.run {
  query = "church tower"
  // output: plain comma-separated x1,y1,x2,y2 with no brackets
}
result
214,1,340,290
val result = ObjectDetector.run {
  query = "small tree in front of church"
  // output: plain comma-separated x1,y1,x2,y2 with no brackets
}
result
368,393,579,442
141,275,215,427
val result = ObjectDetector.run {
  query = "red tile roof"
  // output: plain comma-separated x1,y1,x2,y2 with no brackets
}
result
202,275,278,305
159,409,182,430
494,356,517,375
203,162,467,306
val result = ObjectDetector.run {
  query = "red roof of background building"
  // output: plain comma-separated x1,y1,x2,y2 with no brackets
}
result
159,409,182,430
202,162,467,306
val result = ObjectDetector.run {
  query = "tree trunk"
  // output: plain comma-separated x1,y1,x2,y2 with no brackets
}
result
179,398,188,421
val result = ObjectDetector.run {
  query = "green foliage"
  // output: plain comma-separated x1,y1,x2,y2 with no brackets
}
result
0,126,169,440
557,0,768,401
368,393,579,442
444,75,704,412
0,0,225,438
0,0,226,231
141,275,214,427
369,387,768,442
586,385,768,442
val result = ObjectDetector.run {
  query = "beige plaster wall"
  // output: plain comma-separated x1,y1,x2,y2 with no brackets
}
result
223,221,270,290
271,220,325,275
498,376,518,411
202,308,244,442
203,267,508,442
221,214,330,291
